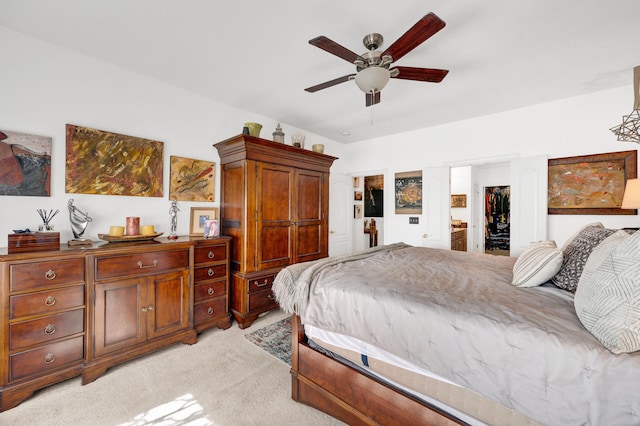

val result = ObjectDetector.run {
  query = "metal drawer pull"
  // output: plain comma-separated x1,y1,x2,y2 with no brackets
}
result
207,268,215,277
137,259,159,269
44,296,56,306
207,287,215,295
44,324,56,335
141,306,147,312
207,251,215,259
148,305,154,311
207,307,214,315
141,305,154,312
45,270,56,280
254,279,268,287
44,353,56,364
268,295,276,301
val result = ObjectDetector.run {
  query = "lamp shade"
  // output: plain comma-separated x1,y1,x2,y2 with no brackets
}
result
621,178,640,209
354,67,390,94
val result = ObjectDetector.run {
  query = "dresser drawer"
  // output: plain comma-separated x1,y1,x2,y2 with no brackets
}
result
194,244,227,264
248,288,278,311
10,285,85,320
247,274,276,294
10,335,84,382
194,297,227,325
94,249,189,280
194,264,227,282
10,258,85,292
194,280,226,303
10,309,85,350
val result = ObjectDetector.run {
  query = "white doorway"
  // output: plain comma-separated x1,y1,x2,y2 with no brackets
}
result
328,174,352,256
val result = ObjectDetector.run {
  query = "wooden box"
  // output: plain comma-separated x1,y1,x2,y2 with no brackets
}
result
8,232,60,253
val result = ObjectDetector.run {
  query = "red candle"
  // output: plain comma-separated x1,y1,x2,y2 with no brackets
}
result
125,217,140,236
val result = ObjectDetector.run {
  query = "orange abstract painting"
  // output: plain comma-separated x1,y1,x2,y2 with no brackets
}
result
65,124,163,197
169,156,215,202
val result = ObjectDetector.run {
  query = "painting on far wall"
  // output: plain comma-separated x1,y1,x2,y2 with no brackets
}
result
0,129,52,196
65,124,163,197
169,156,215,202
395,170,422,214
364,175,384,217
548,150,637,215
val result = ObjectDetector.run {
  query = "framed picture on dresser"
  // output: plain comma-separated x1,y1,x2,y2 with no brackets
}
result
189,207,218,236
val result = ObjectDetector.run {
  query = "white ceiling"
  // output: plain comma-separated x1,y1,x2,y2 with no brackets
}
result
2,0,639,143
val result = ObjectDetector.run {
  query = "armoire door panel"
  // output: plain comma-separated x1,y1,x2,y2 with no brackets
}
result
258,226,292,269
296,172,322,220
296,224,323,261
259,166,292,221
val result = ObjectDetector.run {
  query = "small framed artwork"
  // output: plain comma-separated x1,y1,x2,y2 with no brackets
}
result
354,205,363,219
189,207,219,236
451,194,467,208
203,219,219,239
354,191,363,201
353,177,360,187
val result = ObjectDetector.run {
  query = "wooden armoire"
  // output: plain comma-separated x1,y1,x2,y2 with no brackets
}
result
214,135,337,328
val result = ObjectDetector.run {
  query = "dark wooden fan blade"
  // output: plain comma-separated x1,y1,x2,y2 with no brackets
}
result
309,36,365,63
381,13,445,62
365,91,381,107
391,66,448,82
305,74,355,92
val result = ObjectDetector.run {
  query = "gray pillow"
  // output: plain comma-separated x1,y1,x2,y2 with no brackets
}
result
551,225,616,292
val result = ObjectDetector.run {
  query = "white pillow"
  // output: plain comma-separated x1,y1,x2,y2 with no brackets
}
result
574,230,640,354
512,240,563,287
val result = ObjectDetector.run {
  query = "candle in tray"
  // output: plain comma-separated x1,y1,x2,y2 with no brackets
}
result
109,226,125,237
141,225,155,236
125,217,140,236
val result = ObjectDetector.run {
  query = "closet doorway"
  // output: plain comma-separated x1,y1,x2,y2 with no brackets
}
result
484,186,510,255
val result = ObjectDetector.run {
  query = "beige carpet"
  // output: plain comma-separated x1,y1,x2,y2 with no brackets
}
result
0,310,344,426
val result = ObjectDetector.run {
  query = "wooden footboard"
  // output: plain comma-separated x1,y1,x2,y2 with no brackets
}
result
290,314,464,426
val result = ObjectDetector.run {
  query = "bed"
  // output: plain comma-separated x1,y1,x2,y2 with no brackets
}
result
273,230,640,426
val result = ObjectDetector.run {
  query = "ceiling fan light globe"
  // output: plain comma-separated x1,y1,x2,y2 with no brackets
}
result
355,67,390,93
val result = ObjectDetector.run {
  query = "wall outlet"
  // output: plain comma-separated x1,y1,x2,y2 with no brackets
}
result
409,217,419,224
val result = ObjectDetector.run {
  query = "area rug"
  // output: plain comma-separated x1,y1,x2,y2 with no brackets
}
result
244,317,292,365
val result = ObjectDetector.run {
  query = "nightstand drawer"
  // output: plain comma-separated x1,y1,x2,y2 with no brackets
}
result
194,298,226,324
10,258,85,292
94,249,189,280
194,264,227,282
10,336,84,382
194,244,227,264
194,280,227,302
10,309,85,350
10,286,85,319
248,274,276,293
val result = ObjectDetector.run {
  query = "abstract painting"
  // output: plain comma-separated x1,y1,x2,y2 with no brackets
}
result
169,156,215,202
0,129,52,196
395,171,422,214
548,150,637,215
65,124,163,197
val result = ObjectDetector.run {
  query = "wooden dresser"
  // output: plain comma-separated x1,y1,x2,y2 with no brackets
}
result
0,236,230,411
215,135,337,328
451,228,467,251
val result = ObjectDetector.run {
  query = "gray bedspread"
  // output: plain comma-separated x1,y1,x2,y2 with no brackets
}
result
272,244,640,426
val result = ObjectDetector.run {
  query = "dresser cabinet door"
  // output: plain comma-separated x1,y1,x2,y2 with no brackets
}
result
147,270,190,339
93,278,146,357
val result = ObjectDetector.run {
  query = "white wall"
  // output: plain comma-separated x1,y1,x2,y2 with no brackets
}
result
342,87,640,247
1,25,638,251
0,27,346,248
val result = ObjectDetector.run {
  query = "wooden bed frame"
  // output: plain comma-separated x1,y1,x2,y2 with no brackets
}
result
290,314,465,426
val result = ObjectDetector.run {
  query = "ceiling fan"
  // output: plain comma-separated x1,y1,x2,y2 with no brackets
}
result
304,12,449,107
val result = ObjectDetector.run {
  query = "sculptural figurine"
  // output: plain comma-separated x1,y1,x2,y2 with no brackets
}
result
168,199,180,240
68,198,92,241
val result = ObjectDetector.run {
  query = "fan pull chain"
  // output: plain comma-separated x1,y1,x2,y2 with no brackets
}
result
370,90,375,125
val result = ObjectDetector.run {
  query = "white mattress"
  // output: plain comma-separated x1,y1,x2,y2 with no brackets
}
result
305,324,541,426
